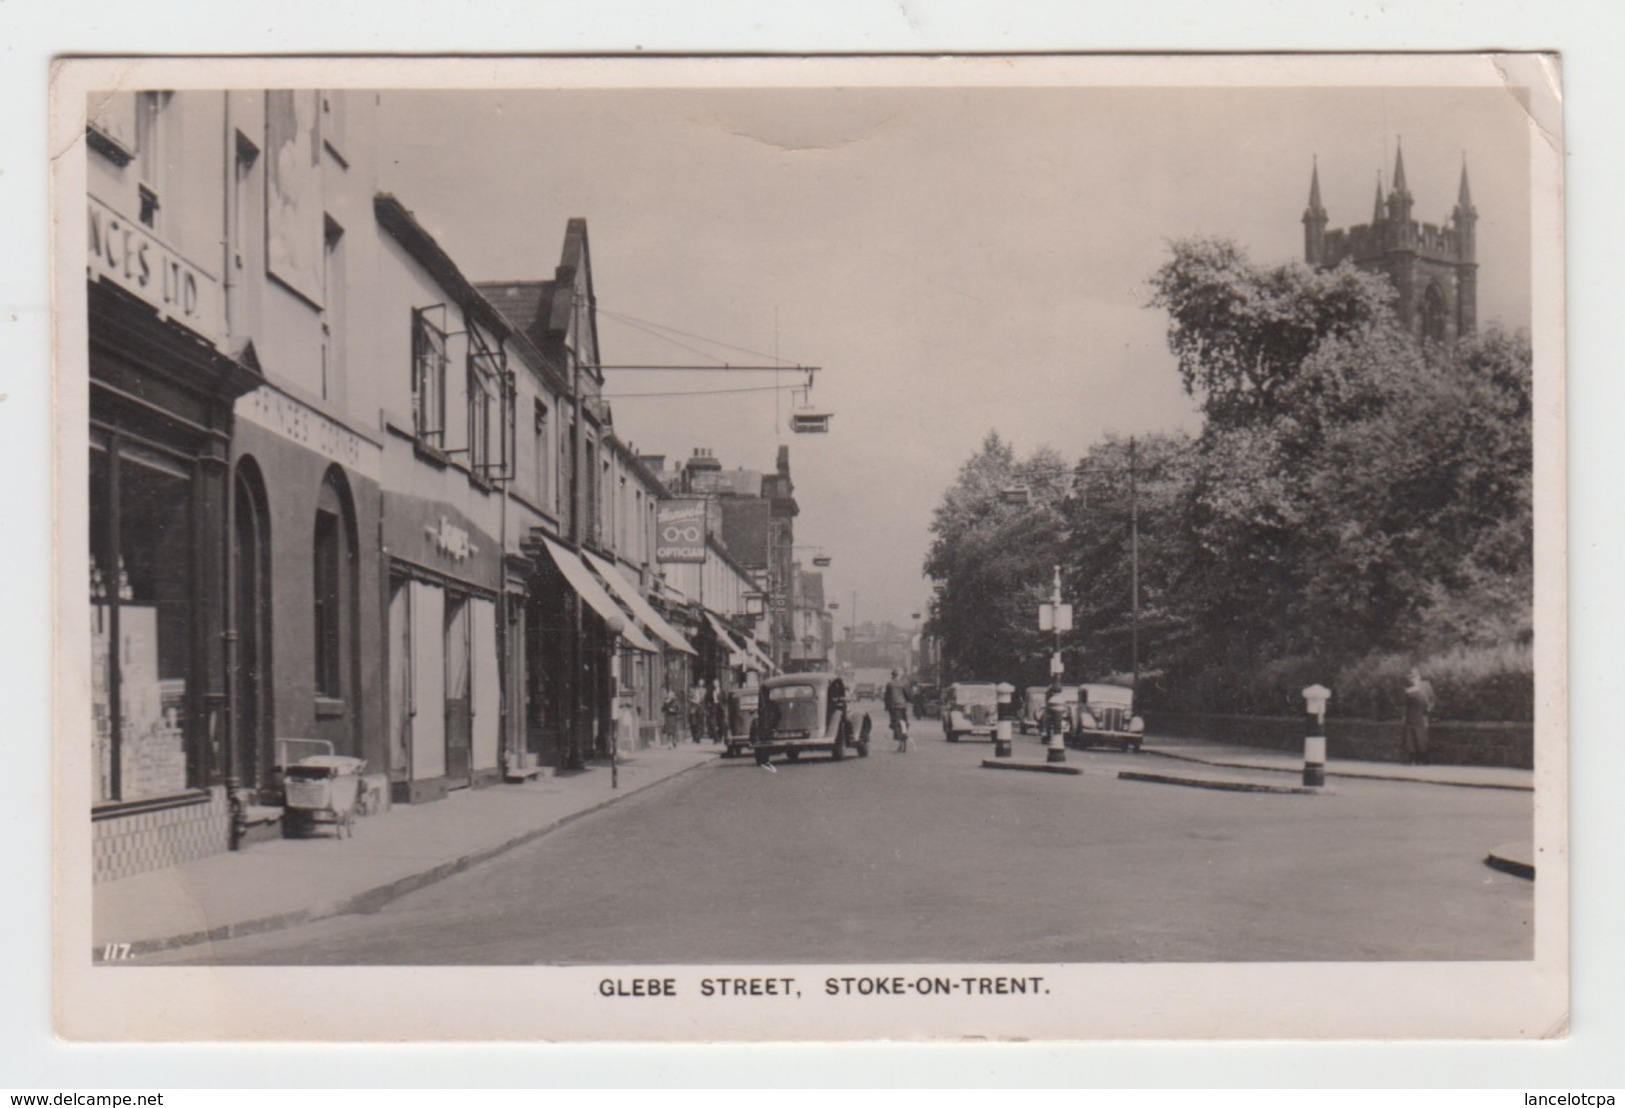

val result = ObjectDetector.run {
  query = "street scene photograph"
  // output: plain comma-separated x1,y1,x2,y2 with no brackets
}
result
55,54,1562,1040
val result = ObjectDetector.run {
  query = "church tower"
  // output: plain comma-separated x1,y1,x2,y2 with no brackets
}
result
1305,145,1479,345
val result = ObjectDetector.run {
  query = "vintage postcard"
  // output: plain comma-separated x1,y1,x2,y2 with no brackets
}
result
52,53,1566,1042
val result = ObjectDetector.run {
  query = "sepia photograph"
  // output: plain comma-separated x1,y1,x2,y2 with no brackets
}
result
52,53,1566,1043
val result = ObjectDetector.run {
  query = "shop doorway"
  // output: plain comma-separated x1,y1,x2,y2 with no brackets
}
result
444,593,472,788
233,462,273,795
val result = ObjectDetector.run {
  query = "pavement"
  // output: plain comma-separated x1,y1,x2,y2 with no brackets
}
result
94,732,1537,960
93,743,718,959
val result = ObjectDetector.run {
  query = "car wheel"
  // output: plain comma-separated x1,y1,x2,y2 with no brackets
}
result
832,723,848,761
947,731,959,743
857,740,869,758
787,749,800,762
754,749,770,766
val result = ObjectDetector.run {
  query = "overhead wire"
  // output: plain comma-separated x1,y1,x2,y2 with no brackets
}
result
595,305,801,367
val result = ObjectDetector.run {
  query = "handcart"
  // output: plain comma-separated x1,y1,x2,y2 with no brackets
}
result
276,738,366,839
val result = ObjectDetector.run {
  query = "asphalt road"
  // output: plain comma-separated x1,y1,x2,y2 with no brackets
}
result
145,703,1533,965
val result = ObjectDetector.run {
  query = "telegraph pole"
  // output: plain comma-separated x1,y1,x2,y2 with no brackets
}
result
1130,436,1140,694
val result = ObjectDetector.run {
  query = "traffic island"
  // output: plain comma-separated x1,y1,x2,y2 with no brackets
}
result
980,759,1083,776
1484,841,1535,880
1118,769,1328,795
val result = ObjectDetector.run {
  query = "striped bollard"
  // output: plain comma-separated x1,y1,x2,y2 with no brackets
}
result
994,719,1012,758
1302,684,1331,789
1045,710,1067,764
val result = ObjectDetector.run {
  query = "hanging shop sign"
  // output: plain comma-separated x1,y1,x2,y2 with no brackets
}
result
656,499,708,564
87,196,220,343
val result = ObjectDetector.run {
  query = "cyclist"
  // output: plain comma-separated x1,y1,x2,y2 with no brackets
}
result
882,669,911,751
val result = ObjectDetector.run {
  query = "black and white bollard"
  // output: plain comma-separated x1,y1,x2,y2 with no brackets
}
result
1045,714,1067,764
995,719,1013,758
1302,683,1331,789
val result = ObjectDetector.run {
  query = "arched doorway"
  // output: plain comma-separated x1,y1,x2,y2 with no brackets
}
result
233,459,274,795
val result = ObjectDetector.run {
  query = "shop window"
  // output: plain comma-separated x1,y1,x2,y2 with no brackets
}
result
412,309,448,448
313,510,341,697
90,436,196,805
312,472,357,704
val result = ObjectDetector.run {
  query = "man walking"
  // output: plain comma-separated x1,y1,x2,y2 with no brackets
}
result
1402,667,1437,765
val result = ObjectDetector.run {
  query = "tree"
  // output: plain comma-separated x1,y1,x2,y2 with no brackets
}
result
1060,433,1197,681
924,433,1069,685
1147,238,1398,426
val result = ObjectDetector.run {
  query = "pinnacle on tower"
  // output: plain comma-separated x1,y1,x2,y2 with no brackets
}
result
1372,175,1385,224
1457,155,1474,210
1392,141,1410,197
1303,157,1329,266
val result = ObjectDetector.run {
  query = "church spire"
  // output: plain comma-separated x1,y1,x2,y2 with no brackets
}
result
1303,156,1329,266
1387,139,1414,226
1372,174,1385,224
1453,153,1478,263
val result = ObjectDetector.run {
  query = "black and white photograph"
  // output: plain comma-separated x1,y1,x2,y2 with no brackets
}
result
52,53,1565,1043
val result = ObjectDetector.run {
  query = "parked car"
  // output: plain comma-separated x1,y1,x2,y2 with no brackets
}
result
914,687,941,719
854,682,878,701
1070,683,1147,752
751,671,868,765
942,681,1001,743
1019,685,1079,734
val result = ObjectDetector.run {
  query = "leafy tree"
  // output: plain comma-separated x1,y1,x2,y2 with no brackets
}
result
1060,433,1197,682
924,433,1069,685
1147,238,1398,425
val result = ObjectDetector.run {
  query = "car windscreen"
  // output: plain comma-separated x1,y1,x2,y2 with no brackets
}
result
764,685,821,732
953,686,998,705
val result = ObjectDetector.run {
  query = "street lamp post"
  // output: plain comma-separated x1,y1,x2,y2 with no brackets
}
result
1038,565,1072,764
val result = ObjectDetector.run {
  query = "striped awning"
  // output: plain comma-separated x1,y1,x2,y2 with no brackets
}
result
538,536,659,653
582,550,696,656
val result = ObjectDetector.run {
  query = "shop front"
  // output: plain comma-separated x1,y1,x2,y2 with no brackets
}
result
383,496,503,803
88,276,261,884
228,389,385,812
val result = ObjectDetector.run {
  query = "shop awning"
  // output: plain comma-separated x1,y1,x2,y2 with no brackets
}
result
539,536,659,653
704,610,776,673
583,551,696,656
744,636,777,673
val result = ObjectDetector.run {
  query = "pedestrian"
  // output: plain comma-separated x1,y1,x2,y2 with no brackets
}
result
826,673,847,729
1401,666,1437,765
705,679,722,744
689,680,707,742
661,687,681,748
882,669,911,751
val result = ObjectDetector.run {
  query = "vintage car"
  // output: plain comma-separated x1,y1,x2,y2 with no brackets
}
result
941,681,1001,743
750,671,868,764
1070,683,1147,751
1019,685,1079,734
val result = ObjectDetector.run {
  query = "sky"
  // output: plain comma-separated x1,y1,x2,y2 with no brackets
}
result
376,77,1533,628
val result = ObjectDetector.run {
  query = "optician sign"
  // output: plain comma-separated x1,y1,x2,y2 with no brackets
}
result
87,196,220,343
656,499,708,563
